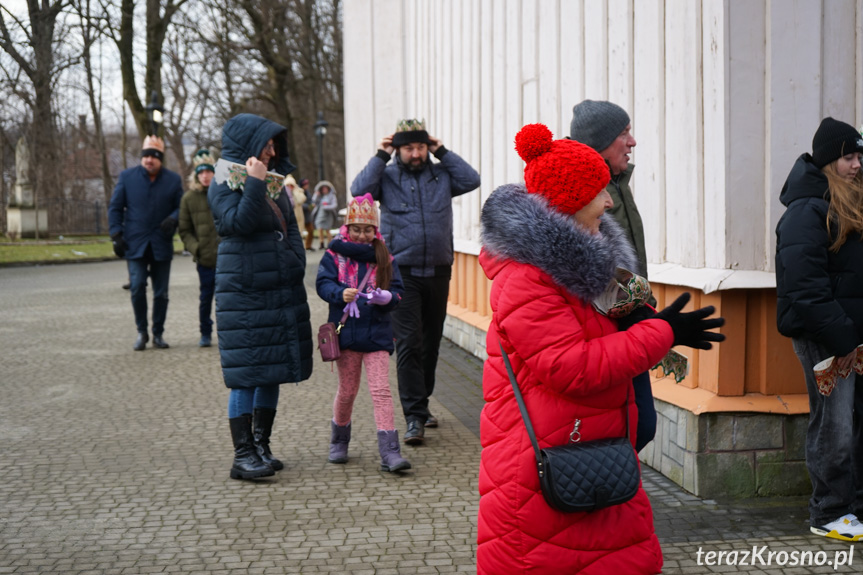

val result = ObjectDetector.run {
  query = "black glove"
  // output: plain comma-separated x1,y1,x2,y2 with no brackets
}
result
616,305,657,331
160,217,178,237
110,233,128,258
654,292,726,350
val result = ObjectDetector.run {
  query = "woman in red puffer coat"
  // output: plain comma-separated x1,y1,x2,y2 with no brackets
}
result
476,124,725,574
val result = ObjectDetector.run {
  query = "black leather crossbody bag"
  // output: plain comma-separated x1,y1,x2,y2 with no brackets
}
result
499,343,641,513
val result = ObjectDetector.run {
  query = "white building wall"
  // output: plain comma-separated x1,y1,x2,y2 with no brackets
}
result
343,0,863,287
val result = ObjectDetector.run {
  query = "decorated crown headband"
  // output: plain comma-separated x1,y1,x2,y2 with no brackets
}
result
346,194,379,227
396,118,427,133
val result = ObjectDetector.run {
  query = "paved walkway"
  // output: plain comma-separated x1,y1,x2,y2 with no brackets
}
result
0,251,858,574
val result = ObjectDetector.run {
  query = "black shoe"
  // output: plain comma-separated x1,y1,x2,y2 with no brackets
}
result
133,332,148,351
425,415,439,428
122,282,131,290
152,334,169,349
404,419,425,445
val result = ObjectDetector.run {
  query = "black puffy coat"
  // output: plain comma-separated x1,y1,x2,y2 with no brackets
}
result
775,153,863,357
208,114,313,388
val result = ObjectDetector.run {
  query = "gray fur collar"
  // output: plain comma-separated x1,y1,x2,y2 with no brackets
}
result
481,183,637,301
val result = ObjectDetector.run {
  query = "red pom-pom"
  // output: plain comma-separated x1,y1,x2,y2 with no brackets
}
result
515,123,553,162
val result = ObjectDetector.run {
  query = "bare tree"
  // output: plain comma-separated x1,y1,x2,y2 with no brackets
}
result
0,0,76,236
105,0,188,140
227,0,344,191
0,0,346,239
70,0,113,203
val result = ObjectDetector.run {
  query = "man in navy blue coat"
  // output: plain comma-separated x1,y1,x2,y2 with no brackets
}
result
108,136,184,351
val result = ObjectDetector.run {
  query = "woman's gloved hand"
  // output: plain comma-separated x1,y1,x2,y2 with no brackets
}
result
654,292,726,350
616,305,656,331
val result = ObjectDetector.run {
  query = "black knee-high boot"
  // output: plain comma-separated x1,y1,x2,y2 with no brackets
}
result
253,407,284,471
229,413,274,480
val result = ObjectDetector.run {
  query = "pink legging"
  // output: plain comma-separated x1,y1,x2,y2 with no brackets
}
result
333,349,396,430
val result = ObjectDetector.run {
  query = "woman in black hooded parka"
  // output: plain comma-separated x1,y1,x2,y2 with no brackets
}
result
775,116,863,541
208,113,314,480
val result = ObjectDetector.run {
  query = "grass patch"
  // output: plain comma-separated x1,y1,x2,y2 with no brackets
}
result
0,236,184,266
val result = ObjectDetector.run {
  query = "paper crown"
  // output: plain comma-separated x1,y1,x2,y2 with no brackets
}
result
392,118,430,148
345,194,379,228
396,118,426,133
192,148,215,173
142,136,165,153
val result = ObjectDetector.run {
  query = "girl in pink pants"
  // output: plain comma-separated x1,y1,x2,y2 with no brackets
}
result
315,194,411,473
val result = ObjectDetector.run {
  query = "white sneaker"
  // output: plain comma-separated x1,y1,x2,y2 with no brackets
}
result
810,514,863,541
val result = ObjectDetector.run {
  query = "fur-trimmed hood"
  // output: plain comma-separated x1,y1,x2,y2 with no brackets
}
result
480,183,637,302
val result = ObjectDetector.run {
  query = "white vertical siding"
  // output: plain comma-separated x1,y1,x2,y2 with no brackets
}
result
726,0,767,271
633,0,666,263
505,0,523,184
584,0,609,98
343,0,863,276
702,0,727,270
537,1,561,131
607,0,633,111
765,1,824,257
559,1,585,134
664,0,704,268
822,0,858,119
342,0,374,189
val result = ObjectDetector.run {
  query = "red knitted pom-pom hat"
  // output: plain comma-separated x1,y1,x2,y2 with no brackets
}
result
515,123,611,215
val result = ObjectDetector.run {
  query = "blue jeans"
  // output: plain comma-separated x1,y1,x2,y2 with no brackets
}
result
197,265,215,337
228,386,280,418
792,338,863,524
632,371,657,452
127,255,171,335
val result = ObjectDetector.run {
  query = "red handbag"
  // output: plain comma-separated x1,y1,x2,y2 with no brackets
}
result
317,267,373,362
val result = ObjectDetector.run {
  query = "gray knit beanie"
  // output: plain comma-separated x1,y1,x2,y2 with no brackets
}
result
569,100,631,152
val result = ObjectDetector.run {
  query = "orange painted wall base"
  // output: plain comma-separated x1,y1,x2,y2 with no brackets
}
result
448,251,808,413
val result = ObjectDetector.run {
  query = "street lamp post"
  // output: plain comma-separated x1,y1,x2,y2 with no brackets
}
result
145,91,164,137
313,111,328,182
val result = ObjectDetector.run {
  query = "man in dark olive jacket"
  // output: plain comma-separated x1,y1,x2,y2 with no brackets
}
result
570,100,646,277
108,136,183,351
570,100,657,453
351,119,481,445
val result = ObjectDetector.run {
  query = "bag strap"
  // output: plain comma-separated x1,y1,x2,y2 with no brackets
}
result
498,342,631,465
265,195,287,234
336,266,375,330
499,342,544,469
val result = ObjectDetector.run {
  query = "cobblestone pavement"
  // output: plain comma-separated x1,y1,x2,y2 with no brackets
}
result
0,251,859,574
